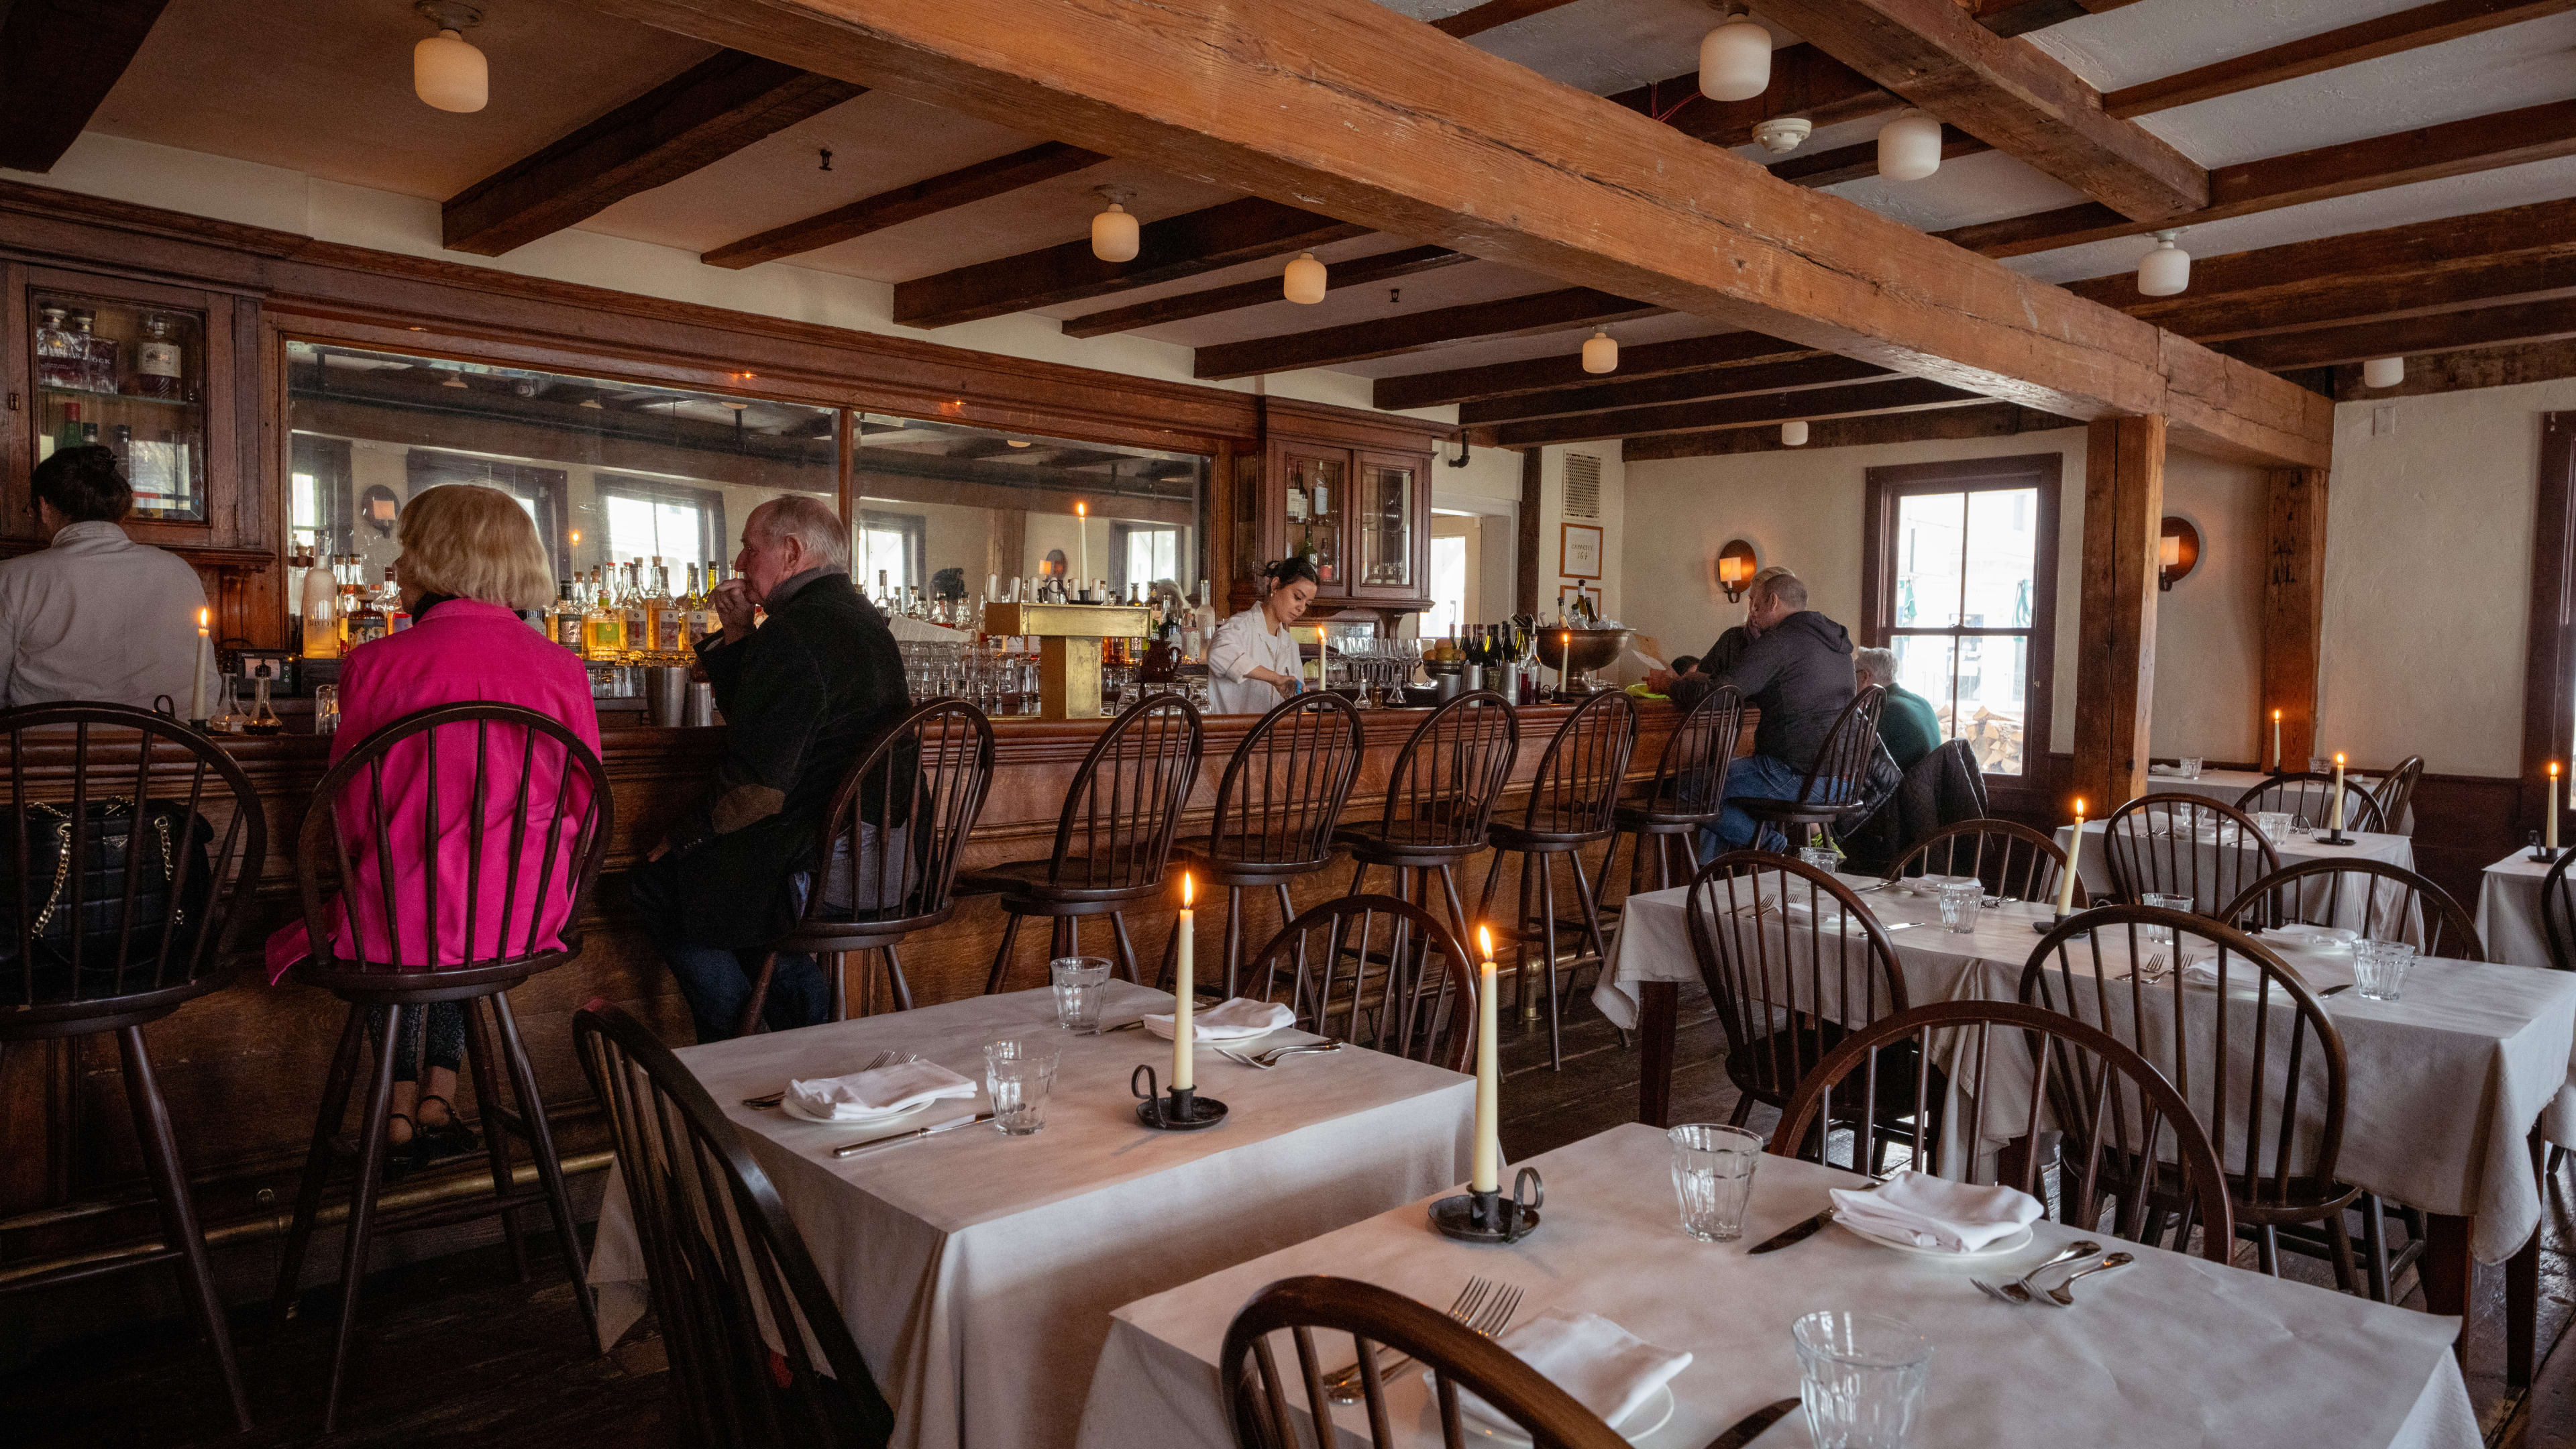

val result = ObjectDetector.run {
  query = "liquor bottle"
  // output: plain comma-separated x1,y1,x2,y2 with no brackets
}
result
133,314,186,400
34,305,79,391
621,561,648,658
53,402,86,455
381,568,411,631
301,552,341,659
550,581,582,652
68,310,115,394
345,572,387,647
584,570,621,659
876,569,890,605
688,564,715,647
650,558,686,655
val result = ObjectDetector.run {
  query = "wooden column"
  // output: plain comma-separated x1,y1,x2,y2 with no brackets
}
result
2261,466,2330,772
2072,415,2167,814
1517,447,1542,616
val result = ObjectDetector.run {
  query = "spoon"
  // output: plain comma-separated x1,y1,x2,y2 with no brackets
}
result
2038,1252,2135,1307
2012,1238,2102,1299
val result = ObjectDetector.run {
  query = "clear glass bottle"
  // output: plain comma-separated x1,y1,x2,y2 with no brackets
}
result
245,666,283,736
34,305,79,391
68,310,116,394
301,553,340,659
551,580,584,653
133,314,186,400
649,557,685,655
380,567,410,632
622,560,649,659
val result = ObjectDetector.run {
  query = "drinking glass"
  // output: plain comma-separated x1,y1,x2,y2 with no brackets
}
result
1799,847,1840,875
2141,892,2194,944
1935,880,1982,933
1051,955,1112,1032
1792,1311,1932,1449
982,1038,1060,1136
2178,756,2204,779
1668,1123,1763,1241
312,684,341,737
2251,810,2293,843
2353,940,2414,1001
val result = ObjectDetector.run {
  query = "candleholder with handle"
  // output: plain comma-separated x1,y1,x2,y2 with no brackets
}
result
1430,1165,1544,1244
1130,1063,1226,1131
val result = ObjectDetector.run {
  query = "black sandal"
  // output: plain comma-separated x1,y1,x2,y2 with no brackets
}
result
411,1095,480,1163
382,1114,418,1182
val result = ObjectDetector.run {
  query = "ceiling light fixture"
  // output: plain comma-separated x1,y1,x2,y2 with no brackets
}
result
1780,420,1809,447
1876,109,1943,182
1008,439,1033,447
1581,328,1619,375
2363,356,2406,389
1699,5,1772,103
413,1,489,114
1089,186,1139,263
1750,117,1811,155
2136,229,2190,297
1283,251,1328,305
440,372,469,389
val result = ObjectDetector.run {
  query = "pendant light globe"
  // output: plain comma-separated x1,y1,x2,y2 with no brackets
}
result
1699,11,1772,103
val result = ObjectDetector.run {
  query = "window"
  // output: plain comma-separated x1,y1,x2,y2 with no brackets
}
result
858,509,925,596
596,475,724,576
1113,523,1181,595
1427,533,1468,639
1863,455,2060,786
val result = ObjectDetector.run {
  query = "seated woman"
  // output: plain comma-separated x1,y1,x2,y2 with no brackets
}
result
266,484,599,1170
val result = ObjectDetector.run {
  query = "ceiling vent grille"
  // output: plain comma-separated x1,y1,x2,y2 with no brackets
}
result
1563,453,1601,520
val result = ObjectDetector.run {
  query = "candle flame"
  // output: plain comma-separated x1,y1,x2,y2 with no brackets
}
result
1478,924,1494,961
2273,708,2282,720
1181,872,1193,909
2335,752,2346,766
2074,797,2086,818
1076,501,1086,517
196,607,209,629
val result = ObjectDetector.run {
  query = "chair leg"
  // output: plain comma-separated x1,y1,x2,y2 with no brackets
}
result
1436,866,1474,977
881,943,916,1012
274,1006,366,1321
1221,885,1246,1000
2256,1224,2280,1276
117,1024,252,1433
1109,912,1142,983
1273,883,1300,1002
321,1002,406,1436
826,950,849,1024
1566,847,1614,983
1727,1092,1755,1128
2360,1193,2392,1303
2325,1210,2361,1295
461,996,529,1283
1539,852,1567,1071
983,911,1028,995
1157,904,1182,991
490,990,598,1350
737,951,779,1038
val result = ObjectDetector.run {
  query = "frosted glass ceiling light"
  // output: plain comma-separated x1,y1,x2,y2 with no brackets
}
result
1781,420,1809,446
1089,186,1139,264
1699,7,1772,103
1283,251,1328,305
2137,229,2191,297
2363,356,2406,388
1876,109,1943,182
1581,328,1619,375
413,2,488,113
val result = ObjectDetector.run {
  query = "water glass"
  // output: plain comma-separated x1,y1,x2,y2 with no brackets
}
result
2177,756,2204,779
982,1038,1060,1136
2141,892,2194,942
1792,1311,1932,1449
1935,880,1982,933
1051,955,1112,1032
2251,810,2293,843
1668,1123,1763,1241
1799,847,1841,875
2353,940,2414,1001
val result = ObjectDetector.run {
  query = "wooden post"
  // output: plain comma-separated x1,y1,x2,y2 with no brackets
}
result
2073,415,2166,814
2262,466,2329,772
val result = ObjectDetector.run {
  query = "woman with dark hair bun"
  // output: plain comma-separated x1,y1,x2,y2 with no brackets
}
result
1205,557,1318,713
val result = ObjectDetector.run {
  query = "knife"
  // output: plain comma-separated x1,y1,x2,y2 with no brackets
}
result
1702,1397,1799,1449
830,1111,996,1159
1746,1178,1880,1255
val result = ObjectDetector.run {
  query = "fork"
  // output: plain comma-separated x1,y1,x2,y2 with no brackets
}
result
743,1050,906,1109
1972,1239,2099,1305
1219,1042,1346,1070
2035,1252,2134,1307
1324,1277,1523,1403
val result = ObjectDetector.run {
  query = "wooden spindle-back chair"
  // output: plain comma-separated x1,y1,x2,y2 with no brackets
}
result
1479,690,1637,1068
1605,683,1743,898
1884,818,2083,907
1335,691,1519,951
2098,794,2281,914
1733,685,1884,849
1238,894,1478,1072
1169,692,1365,997
2233,772,2385,835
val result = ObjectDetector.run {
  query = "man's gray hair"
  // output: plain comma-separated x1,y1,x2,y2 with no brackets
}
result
1854,646,1897,682
1753,568,1808,610
751,495,852,573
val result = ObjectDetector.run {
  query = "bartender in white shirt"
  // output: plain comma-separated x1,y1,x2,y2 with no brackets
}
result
1205,557,1319,714
0,445,220,711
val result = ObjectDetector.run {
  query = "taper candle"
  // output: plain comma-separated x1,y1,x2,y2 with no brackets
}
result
2551,762,2562,853
1173,873,1194,1091
1472,925,1500,1193
190,607,210,722
1076,502,1089,596
2272,709,2283,771
2331,753,2347,834
2056,799,2086,916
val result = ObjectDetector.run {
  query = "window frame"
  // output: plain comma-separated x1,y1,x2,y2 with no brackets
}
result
1860,453,2063,801
857,508,926,596
592,472,727,576
1110,521,1182,596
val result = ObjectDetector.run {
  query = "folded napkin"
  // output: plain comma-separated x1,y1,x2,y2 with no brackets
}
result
1456,1309,1692,1432
2261,925,2357,949
786,1060,978,1122
1832,1170,2041,1252
1141,997,1295,1042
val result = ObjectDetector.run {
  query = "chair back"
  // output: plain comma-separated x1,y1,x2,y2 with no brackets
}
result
1885,818,2080,907
1222,1276,1627,1449
2098,794,2280,914
2233,772,2385,834
2371,756,2424,835
791,699,995,943
1792,684,1886,807
1682,851,1909,1104
0,702,268,1027
1367,691,1519,849
295,702,612,994
2218,859,2483,962
1239,894,1477,1071
1040,694,1203,894
1631,684,1743,826
573,1003,892,1448
2544,849,2576,973
1511,689,1637,837
1203,692,1365,872
1770,1000,2236,1263
2022,907,2348,1219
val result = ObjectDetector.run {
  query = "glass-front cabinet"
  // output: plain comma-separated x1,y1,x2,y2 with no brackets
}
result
1246,398,1434,614
1354,454,1416,594
33,289,209,522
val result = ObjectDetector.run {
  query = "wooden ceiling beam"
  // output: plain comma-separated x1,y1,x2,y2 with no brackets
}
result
892,197,1368,328
1605,45,1897,150
1623,400,2071,458
1430,0,1584,38
442,52,865,256
1193,287,1665,380
1766,124,1990,186
1375,332,1816,411
1059,245,1469,338
701,142,1106,268
1753,0,2206,219
2105,0,2576,119
1970,0,2148,38
1460,355,1897,425
2218,294,2576,370
1488,376,1988,447
0,0,172,173
2325,335,2576,400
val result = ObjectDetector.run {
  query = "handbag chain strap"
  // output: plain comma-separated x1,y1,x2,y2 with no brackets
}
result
23,801,184,934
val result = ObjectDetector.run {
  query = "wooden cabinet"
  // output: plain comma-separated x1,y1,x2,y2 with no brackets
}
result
1238,397,1438,614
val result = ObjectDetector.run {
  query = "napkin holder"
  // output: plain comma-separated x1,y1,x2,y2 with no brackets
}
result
1430,1166,1544,1244
1129,1064,1226,1132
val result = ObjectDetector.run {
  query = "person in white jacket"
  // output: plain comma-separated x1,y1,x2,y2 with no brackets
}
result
1205,557,1319,714
0,445,219,711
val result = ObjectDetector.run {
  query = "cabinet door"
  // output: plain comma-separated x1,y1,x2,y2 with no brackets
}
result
24,266,225,531
1277,444,1350,594
1350,450,1424,602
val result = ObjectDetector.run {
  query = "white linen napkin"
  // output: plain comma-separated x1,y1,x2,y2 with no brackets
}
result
2261,925,2357,949
1454,1309,1692,1432
1141,997,1294,1041
1831,1170,2041,1252
785,1061,977,1122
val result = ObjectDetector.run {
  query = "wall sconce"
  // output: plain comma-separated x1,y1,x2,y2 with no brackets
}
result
1716,539,1759,602
2158,515,2201,592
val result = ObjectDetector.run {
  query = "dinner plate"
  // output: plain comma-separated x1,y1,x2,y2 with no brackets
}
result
1451,1383,1676,1446
1900,873,1978,898
1835,1217,2036,1259
777,1094,938,1128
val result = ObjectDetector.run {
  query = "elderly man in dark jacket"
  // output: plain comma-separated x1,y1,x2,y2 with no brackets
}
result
630,496,910,1041
1650,569,1856,857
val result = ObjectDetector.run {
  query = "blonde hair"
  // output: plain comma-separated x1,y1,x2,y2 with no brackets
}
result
398,484,555,610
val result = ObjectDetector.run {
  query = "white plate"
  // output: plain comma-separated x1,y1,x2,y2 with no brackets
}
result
1452,1384,1676,1446
1901,873,1980,898
777,1094,938,1128
1836,1217,2037,1260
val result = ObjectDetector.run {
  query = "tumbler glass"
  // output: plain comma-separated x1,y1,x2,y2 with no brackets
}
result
1668,1122,1764,1241
1799,847,1841,875
1792,1311,1932,1449
1935,880,1983,933
2353,940,2414,1001
1051,955,1112,1032
2141,892,2194,942
982,1038,1060,1136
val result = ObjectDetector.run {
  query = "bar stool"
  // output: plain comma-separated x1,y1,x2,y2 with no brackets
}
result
739,698,997,1030
1164,692,1364,998
0,702,266,1434
1477,690,1636,1068
1604,684,1744,902
1733,684,1884,852
967,694,1203,991
270,702,614,1433
1334,690,1519,953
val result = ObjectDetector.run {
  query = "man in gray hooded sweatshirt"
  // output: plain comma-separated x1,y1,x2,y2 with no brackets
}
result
1651,570,1855,856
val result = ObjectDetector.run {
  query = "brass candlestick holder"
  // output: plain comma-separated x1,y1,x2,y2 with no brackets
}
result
983,601,1155,721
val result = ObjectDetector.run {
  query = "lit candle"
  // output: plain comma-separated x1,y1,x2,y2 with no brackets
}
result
1076,502,1089,596
1173,873,1194,1093
2055,798,2086,917
1472,925,1500,1194
2332,753,2347,834
2272,709,2283,772
2551,763,2562,853
1560,629,1571,690
191,607,210,722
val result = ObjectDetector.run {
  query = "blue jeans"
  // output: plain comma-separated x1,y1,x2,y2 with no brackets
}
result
629,854,825,1043
1698,755,1807,862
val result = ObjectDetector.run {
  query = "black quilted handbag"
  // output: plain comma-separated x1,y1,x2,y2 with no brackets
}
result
0,799,217,1000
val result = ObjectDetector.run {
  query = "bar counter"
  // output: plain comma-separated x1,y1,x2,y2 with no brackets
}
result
1,696,1723,1309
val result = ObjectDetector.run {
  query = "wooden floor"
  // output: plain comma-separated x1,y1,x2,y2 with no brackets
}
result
9,983,2576,1447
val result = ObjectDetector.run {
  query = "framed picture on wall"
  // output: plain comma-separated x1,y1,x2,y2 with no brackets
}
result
1560,523,1603,579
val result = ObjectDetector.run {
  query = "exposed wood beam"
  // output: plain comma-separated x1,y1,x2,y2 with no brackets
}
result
1622,400,2070,458
701,142,1106,268
2218,294,2576,370
1754,0,2206,219
1460,355,1897,425
1943,98,2576,258
1193,288,1666,381
1487,376,1986,447
2105,0,2576,119
0,0,171,173
442,52,865,256
1377,333,1818,411
892,198,1368,328
2259,466,2328,773
1766,125,1990,187
1971,0,2148,39
1431,0,1582,38
1059,246,1468,339
2072,415,2165,814
1605,45,1896,150
2327,335,2576,400
585,0,2328,465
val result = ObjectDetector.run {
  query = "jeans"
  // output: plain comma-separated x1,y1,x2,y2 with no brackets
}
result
1697,754,1807,863
629,853,825,1043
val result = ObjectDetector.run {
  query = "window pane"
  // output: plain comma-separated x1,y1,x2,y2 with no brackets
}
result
1963,488,2038,629
1955,635,2030,775
861,528,913,590
1892,493,1965,627
1428,534,1468,637
1890,635,1957,735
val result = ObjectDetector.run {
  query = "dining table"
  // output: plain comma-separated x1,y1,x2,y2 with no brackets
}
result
2136,764,2381,814
1075,1124,2478,1449
2052,816,2415,920
586,979,1476,1449
2471,849,2576,1146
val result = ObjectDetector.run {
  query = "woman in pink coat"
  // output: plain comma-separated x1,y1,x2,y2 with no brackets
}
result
267,484,598,1168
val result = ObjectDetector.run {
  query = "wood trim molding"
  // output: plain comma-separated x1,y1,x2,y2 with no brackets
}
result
2522,413,2576,833
2260,467,2328,773
2071,415,2165,814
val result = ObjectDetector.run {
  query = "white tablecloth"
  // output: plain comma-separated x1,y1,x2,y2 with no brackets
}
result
1077,1124,2477,1449
2055,818,2415,918
1594,880,2576,1263
2475,851,2576,1144
589,981,1474,1449
2139,765,2382,814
